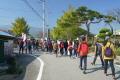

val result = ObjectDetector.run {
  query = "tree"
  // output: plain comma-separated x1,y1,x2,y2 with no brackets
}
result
106,9,120,34
50,27,62,40
108,8,120,24
57,6,79,28
97,28,112,40
50,6,87,40
74,6,104,36
104,15,116,34
50,26,87,40
11,17,30,37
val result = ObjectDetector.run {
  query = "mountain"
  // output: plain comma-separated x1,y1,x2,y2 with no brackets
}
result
29,27,43,38
0,26,46,38
0,25,11,30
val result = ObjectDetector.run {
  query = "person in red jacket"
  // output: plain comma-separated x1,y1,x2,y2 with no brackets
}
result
77,35,89,74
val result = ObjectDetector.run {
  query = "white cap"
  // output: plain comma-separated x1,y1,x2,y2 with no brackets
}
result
105,36,110,40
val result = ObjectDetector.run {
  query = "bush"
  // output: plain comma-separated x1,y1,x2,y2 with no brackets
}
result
89,46,95,53
116,48,120,56
6,56,22,74
88,40,94,47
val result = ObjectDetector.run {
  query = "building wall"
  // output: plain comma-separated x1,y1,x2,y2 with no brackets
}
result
4,40,13,55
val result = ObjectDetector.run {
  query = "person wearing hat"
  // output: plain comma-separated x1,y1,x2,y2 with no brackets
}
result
102,37,116,80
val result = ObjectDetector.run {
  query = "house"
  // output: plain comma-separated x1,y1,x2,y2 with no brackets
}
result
0,30,14,63
113,30,120,40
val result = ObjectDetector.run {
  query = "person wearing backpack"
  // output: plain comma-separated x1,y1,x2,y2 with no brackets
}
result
102,37,116,80
59,41,64,56
53,41,58,57
91,40,104,67
64,40,68,56
77,35,89,74
73,40,79,58
27,39,32,54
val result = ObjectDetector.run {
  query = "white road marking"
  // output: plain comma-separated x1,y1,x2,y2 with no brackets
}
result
28,54,44,80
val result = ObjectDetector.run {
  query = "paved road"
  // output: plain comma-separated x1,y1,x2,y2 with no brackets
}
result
14,50,41,80
36,51,120,80
19,55,40,80
14,49,120,80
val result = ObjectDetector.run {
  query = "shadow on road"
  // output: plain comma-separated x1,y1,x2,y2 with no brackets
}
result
86,67,103,74
115,70,120,80
15,53,41,80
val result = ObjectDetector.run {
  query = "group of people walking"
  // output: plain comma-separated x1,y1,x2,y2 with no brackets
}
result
18,39,39,54
41,36,116,80
77,35,116,80
17,35,116,80
41,39,79,58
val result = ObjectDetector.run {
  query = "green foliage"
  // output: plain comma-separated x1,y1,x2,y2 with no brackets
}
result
116,48,120,56
50,27,62,40
57,6,79,28
103,15,116,34
99,28,110,33
104,15,116,23
51,26,87,40
75,6,104,36
51,6,114,39
76,6,103,22
11,17,30,37
97,28,112,39
97,33,106,39
6,56,23,74
50,6,87,40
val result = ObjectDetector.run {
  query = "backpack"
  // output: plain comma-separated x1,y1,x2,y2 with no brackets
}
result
74,44,78,50
53,43,58,50
96,43,102,54
105,43,113,57
80,42,89,55
47,41,52,48
68,45,73,50
60,42,64,48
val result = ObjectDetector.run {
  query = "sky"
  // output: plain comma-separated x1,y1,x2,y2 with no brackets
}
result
0,0,120,34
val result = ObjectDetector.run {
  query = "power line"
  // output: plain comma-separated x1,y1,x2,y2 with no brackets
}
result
21,0,48,39
21,0,43,20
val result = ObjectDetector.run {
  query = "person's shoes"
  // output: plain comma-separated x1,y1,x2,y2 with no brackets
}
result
91,62,95,65
101,66,104,69
83,70,86,74
112,75,116,80
80,68,83,70
104,72,108,76
72,56,76,59
79,66,83,70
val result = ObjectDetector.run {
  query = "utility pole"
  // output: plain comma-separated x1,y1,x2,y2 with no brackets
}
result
46,25,49,38
42,0,45,39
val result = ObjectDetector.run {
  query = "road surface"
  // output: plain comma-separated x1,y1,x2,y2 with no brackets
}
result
38,51,120,80
15,50,120,80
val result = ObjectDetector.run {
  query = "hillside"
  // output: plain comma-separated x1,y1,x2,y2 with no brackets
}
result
0,26,44,38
